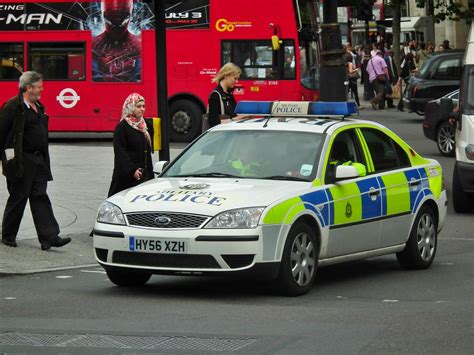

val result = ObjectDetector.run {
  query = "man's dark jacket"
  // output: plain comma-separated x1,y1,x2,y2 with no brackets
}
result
0,95,53,181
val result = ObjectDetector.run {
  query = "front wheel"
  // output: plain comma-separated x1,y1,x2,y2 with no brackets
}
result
436,121,455,157
106,269,151,287
275,223,318,296
396,205,437,269
169,100,203,143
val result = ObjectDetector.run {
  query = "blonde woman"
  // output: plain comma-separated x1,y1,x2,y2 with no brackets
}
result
208,63,246,127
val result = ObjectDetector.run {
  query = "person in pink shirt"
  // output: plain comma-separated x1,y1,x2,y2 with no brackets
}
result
366,50,389,110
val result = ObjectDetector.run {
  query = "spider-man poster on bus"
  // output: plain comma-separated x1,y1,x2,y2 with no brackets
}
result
0,0,209,82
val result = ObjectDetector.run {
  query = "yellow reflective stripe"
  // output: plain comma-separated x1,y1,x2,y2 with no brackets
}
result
426,166,442,198
312,178,322,187
355,128,375,173
329,183,362,224
263,197,304,224
152,117,161,151
381,172,411,214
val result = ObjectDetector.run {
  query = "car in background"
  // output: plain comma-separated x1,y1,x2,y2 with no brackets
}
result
403,50,464,115
93,101,447,296
423,89,459,156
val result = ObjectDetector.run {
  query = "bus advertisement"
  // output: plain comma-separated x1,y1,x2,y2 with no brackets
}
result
0,0,321,142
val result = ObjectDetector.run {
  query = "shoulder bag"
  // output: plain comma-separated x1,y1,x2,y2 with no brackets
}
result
370,59,386,82
202,90,226,132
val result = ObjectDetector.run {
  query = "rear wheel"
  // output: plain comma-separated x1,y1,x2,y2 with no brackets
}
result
452,164,472,213
275,223,318,296
169,100,203,143
396,205,437,269
436,121,455,157
106,269,151,287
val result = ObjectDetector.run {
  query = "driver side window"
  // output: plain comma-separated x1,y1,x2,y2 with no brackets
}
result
325,129,365,183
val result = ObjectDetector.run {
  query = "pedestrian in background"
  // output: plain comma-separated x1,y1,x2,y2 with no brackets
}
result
108,93,154,197
346,52,362,109
0,71,71,250
397,53,418,111
207,63,246,128
366,50,388,110
416,42,429,70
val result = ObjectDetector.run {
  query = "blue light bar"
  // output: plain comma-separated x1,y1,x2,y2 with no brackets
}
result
309,102,358,116
235,101,273,115
235,101,358,117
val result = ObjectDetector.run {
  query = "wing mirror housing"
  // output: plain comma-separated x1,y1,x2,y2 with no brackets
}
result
335,165,359,181
153,161,169,176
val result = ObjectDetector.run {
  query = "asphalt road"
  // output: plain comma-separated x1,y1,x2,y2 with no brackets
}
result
0,109,473,354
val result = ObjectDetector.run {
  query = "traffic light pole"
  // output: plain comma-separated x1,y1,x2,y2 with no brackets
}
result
153,0,170,161
320,0,346,102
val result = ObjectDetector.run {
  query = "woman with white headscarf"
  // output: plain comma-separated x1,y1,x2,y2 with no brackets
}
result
108,93,154,196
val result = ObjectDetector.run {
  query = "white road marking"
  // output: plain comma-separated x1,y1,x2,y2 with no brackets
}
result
382,299,399,303
55,275,73,279
4,297,16,300
80,270,106,274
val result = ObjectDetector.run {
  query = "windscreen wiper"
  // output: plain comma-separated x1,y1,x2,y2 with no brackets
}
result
173,172,241,178
261,175,308,182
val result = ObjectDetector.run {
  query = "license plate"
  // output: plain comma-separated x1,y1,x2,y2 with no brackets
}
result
129,237,187,254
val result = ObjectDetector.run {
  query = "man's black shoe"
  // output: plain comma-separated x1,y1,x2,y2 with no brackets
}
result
2,239,17,247
41,237,71,250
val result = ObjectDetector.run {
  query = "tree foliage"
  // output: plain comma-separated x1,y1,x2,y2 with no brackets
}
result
416,0,473,23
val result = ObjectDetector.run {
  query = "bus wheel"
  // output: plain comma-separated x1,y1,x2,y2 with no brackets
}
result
169,100,202,143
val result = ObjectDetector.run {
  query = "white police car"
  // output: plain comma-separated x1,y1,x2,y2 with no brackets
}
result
93,101,447,296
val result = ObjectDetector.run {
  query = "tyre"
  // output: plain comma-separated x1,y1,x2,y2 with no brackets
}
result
396,205,437,270
415,110,425,116
169,100,203,143
452,164,472,213
106,269,151,287
436,121,455,157
275,223,318,296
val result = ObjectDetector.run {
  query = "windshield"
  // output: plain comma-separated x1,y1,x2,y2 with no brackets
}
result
296,0,321,90
164,130,323,181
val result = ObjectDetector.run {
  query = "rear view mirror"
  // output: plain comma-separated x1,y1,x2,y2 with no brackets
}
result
153,161,169,176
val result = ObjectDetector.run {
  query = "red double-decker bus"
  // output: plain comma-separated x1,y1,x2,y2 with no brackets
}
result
0,0,321,142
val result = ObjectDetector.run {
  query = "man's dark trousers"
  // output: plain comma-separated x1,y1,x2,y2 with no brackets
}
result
2,152,59,245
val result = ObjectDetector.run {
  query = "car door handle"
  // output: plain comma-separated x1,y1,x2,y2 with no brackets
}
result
368,188,380,201
410,180,421,188
368,190,380,197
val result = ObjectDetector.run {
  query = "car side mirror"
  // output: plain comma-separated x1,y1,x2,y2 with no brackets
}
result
153,161,169,176
335,165,359,181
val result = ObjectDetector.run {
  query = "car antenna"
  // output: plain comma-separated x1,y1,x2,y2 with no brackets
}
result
264,101,282,128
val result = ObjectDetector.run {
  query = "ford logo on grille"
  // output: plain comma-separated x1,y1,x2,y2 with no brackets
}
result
154,216,171,225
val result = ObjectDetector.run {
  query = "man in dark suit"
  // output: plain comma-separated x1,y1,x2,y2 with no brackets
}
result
0,71,71,250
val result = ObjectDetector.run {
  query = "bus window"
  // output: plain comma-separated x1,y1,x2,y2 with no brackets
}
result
28,42,86,81
222,40,296,80
0,43,23,81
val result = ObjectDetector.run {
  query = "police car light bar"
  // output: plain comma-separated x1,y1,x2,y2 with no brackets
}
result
235,101,358,117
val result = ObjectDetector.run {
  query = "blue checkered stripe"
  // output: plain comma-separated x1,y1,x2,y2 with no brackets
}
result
297,167,433,228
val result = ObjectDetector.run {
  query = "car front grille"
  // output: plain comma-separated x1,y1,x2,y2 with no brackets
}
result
113,251,220,269
126,212,209,229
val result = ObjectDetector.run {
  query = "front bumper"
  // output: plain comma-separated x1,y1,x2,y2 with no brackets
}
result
92,223,282,277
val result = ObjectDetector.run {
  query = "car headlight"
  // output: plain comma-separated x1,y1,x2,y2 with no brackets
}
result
205,207,264,229
96,201,126,225
465,144,474,160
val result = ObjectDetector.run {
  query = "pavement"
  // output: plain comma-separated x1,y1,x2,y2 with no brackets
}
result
0,85,379,276
0,142,186,276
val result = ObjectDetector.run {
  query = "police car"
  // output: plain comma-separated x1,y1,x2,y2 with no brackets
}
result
93,101,447,296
